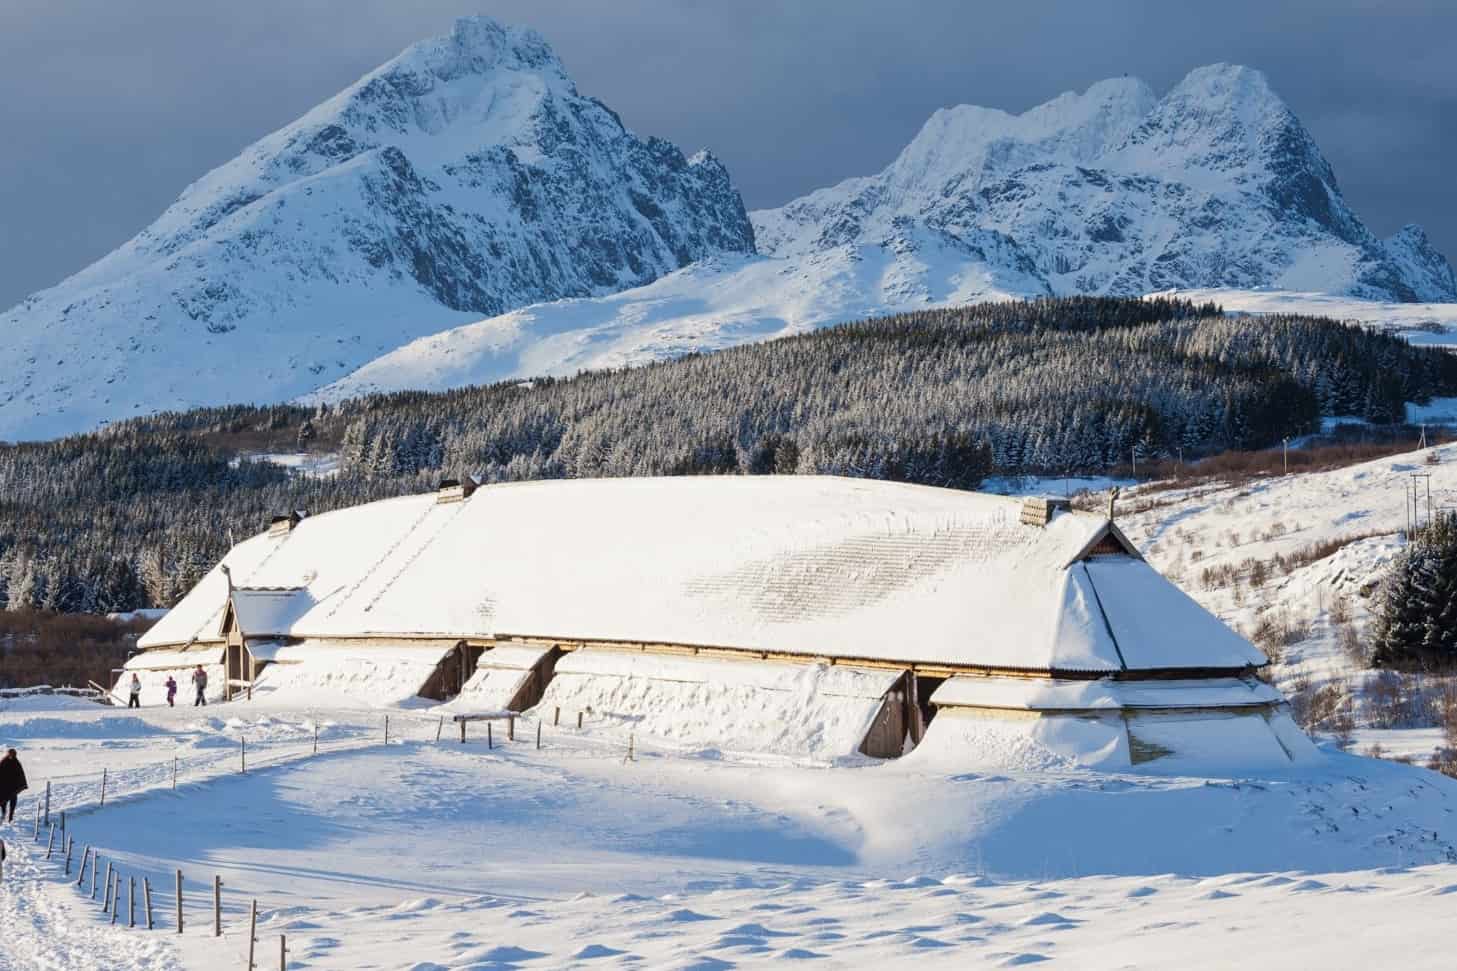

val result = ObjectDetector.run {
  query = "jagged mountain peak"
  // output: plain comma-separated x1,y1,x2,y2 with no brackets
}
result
754,62,1453,302
0,17,753,441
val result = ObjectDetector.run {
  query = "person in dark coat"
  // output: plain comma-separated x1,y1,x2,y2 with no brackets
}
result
165,675,178,707
0,748,27,823
192,665,209,707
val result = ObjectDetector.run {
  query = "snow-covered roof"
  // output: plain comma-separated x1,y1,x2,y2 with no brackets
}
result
229,587,315,639
138,476,1265,673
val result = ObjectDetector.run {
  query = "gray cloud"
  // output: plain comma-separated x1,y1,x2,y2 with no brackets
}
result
1,0,1453,308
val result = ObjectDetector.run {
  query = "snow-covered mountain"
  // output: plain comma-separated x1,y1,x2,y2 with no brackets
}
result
0,17,752,441
6,45,1455,433
754,65,1452,302
314,63,1456,402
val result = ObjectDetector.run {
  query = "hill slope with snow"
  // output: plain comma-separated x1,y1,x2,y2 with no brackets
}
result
317,63,1455,402
0,17,752,442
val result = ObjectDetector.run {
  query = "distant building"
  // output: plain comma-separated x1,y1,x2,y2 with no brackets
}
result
131,476,1317,769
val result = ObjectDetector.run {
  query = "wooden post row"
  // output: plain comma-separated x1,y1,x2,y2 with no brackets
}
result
144,876,155,930
214,874,223,937
176,869,184,934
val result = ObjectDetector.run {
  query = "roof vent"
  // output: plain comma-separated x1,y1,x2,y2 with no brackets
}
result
1019,496,1070,528
436,476,478,504
268,510,304,537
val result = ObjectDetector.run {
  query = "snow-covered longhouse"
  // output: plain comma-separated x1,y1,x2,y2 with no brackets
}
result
131,476,1317,769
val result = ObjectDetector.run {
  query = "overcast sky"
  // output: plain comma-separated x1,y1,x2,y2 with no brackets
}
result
2,0,1453,309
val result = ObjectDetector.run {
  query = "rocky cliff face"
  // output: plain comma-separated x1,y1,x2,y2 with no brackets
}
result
0,17,753,441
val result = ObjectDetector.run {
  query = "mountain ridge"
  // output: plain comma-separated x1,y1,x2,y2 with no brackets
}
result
2,31,1453,438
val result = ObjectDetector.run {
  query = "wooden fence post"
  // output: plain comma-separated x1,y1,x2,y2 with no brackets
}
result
45,824,55,859
110,874,120,924
628,733,635,762
536,721,542,750
59,810,66,837
435,716,443,742
144,876,154,930
507,715,515,742
129,875,136,928
172,757,178,790
553,706,560,727
384,716,389,746
214,875,222,937
459,718,466,744
313,724,318,755
33,798,41,839
77,846,90,886
103,862,114,912
487,723,492,750
241,738,246,774
43,780,50,826
280,933,288,971
100,769,107,807
248,899,258,969
577,711,583,730
176,869,184,934
63,836,73,875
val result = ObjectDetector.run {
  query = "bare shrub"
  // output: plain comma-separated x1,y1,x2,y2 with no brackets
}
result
1338,625,1368,667
1330,594,1351,626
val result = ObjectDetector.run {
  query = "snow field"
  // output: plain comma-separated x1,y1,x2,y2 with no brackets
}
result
5,693,1457,968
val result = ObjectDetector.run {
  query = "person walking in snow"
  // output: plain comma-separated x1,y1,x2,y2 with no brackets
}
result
127,672,142,709
0,749,28,824
165,675,178,708
192,665,208,707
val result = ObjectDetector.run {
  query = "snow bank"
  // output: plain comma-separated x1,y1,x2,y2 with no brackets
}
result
931,675,1281,710
909,705,1319,774
533,651,902,761
252,640,452,706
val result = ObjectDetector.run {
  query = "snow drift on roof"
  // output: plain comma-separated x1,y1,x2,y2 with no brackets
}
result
139,476,1262,673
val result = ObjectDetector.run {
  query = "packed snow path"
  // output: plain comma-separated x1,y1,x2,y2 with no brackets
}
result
0,836,183,971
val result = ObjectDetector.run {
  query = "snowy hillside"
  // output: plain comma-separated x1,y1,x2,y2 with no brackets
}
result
1157,287,1457,350
307,230,1046,401
316,64,1457,402
0,17,752,442
1111,440,1457,735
